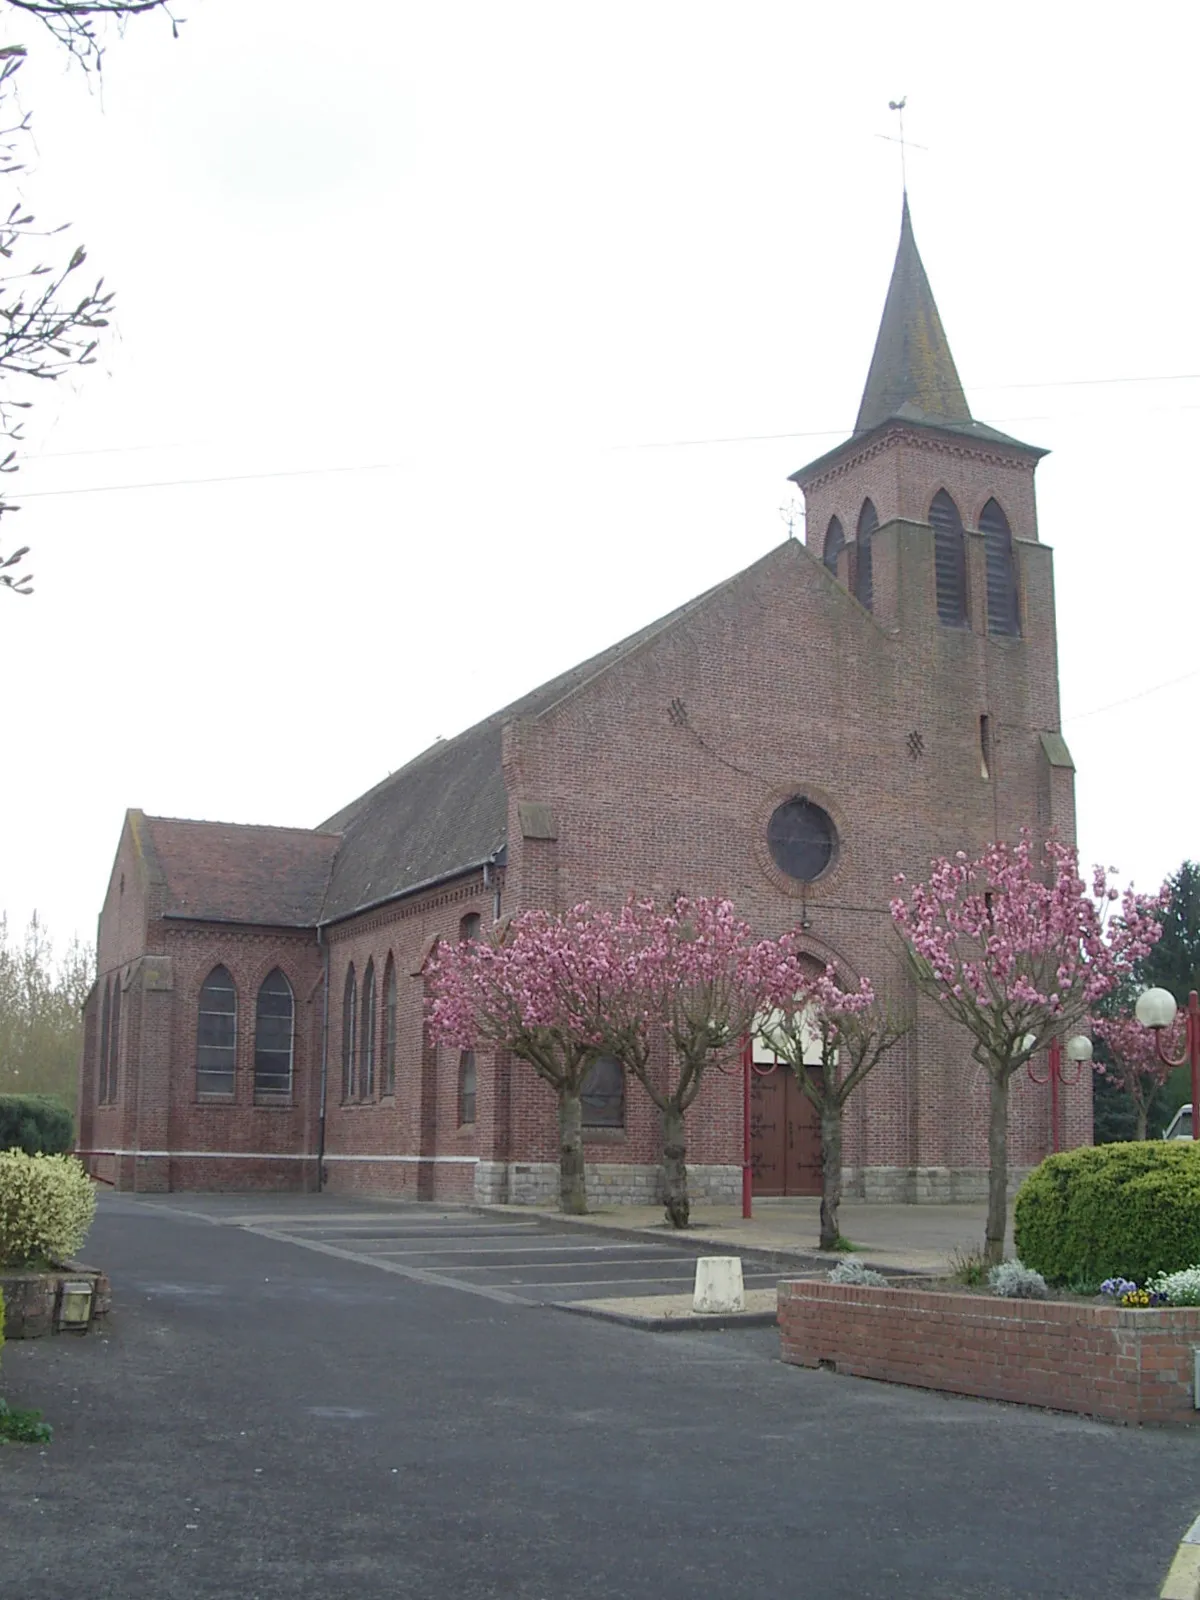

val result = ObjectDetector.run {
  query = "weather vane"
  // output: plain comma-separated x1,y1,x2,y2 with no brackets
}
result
875,96,927,195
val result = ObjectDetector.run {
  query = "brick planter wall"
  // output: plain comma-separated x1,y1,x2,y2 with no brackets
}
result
0,1262,112,1338
778,1280,1200,1426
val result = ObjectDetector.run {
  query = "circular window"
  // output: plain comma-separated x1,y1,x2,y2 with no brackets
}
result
767,797,835,882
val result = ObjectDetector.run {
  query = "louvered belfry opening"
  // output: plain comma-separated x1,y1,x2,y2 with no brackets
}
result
929,489,968,626
823,515,845,574
980,498,1020,636
854,499,878,611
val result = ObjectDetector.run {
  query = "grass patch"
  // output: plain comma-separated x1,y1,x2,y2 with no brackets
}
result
0,1397,52,1445
948,1244,990,1287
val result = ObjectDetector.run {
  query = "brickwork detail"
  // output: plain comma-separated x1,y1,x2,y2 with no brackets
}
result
778,1281,1200,1425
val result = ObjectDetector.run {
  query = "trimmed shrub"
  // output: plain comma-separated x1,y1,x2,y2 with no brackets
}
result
1014,1142,1200,1285
0,1096,74,1157
0,1150,96,1267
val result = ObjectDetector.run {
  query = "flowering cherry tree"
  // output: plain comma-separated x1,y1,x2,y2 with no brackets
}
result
891,833,1164,1264
587,896,781,1229
760,960,912,1251
1092,1013,1182,1142
427,908,618,1215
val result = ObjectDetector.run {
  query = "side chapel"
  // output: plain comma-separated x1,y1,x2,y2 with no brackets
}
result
78,200,1081,1203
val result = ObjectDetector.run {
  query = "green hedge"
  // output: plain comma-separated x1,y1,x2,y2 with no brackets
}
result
1014,1142,1200,1285
0,1096,74,1157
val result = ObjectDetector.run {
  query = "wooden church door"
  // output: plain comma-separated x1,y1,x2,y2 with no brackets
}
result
750,1066,822,1196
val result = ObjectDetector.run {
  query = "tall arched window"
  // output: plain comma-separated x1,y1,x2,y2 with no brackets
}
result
855,499,878,611
196,965,237,1098
459,913,481,942
458,1050,477,1127
929,489,968,627
341,964,357,1102
823,515,845,574
98,979,112,1104
254,969,294,1100
980,498,1021,636
383,955,397,1097
581,1054,625,1129
108,977,122,1103
360,959,377,1100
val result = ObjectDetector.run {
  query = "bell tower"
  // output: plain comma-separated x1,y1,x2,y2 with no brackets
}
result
789,196,1074,852
790,197,1047,640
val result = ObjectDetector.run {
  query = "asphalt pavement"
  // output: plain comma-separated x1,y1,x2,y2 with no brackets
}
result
135,1191,809,1307
2,1191,1197,1600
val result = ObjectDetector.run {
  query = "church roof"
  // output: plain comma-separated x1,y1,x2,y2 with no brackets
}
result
142,815,341,927
316,559,765,924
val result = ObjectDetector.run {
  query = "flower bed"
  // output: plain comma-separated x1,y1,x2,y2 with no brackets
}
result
777,1279,1200,1425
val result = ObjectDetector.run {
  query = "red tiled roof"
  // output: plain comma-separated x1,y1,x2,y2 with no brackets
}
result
144,816,341,928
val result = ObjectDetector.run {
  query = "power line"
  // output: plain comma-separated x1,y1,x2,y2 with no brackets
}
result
1062,666,1200,725
16,461,399,499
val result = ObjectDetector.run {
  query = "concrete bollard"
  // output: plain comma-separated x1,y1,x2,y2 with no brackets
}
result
692,1256,745,1314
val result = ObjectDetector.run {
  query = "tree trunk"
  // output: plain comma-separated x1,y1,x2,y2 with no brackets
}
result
818,1102,844,1251
1135,1103,1149,1142
985,1072,1010,1267
661,1101,690,1228
558,1089,587,1215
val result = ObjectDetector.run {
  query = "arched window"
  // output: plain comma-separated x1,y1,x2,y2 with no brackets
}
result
98,979,112,1104
458,1050,477,1127
459,913,481,942
581,1054,625,1129
383,955,397,1097
823,515,845,574
929,489,968,627
196,965,237,1098
109,977,122,1103
980,498,1021,636
360,959,377,1100
341,964,357,1102
855,499,878,611
254,969,294,1099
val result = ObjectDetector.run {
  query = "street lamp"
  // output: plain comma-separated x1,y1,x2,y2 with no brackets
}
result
1134,988,1200,1139
1024,1032,1093,1153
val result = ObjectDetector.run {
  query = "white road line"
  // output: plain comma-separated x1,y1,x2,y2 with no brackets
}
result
314,1240,670,1257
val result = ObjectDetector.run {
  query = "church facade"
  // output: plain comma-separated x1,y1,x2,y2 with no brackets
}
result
78,202,1083,1204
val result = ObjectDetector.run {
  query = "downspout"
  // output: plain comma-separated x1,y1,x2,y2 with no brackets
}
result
316,925,330,1192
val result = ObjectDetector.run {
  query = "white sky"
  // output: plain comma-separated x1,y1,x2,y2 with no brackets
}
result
2,0,1197,956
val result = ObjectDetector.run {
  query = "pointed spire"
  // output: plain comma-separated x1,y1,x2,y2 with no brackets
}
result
854,197,973,435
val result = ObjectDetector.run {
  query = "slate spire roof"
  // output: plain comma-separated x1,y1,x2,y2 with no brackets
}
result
792,198,1044,487
854,193,973,435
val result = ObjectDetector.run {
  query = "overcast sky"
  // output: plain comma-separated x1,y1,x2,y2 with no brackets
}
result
2,1,1196,956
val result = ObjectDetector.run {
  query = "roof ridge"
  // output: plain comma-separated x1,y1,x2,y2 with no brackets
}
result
146,814,341,839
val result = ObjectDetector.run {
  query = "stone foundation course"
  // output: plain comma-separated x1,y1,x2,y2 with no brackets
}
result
778,1280,1200,1426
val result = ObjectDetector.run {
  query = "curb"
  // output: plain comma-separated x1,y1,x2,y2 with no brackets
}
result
553,1300,780,1334
1162,1516,1200,1600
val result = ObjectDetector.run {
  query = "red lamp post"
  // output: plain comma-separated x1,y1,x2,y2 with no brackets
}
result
1135,988,1200,1137
1026,1034,1092,1154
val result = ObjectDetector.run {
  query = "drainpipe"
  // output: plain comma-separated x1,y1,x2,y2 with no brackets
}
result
316,925,330,1192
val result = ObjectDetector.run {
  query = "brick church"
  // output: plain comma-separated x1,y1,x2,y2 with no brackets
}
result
79,199,1082,1204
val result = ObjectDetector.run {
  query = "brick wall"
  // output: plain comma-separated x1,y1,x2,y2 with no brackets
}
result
778,1281,1200,1425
